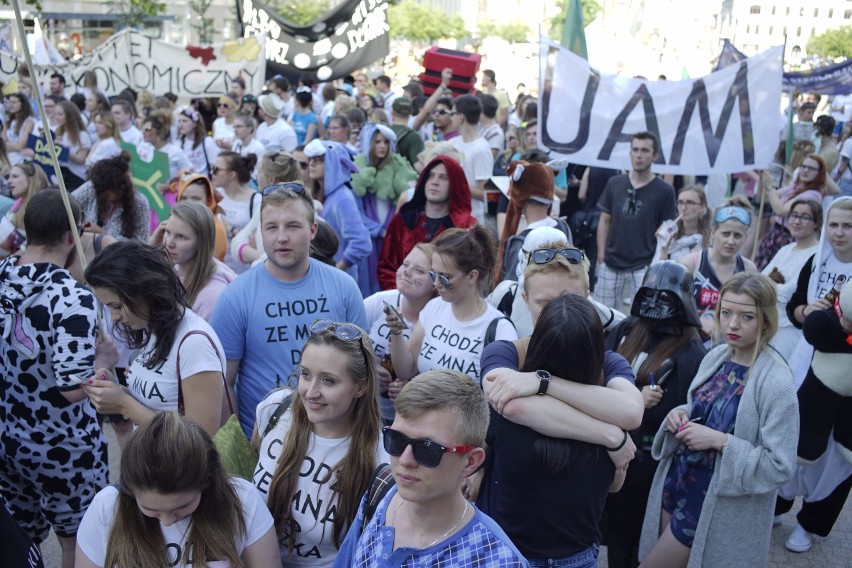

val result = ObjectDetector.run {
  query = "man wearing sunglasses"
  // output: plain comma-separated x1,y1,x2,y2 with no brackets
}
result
334,370,529,567
211,186,368,436
596,132,676,310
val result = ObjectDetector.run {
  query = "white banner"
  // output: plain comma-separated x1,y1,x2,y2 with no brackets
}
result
0,29,266,98
539,38,783,175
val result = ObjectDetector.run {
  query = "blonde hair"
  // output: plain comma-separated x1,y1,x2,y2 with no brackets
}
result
523,241,590,292
395,370,489,446
94,110,121,142
715,273,778,368
417,142,463,168
259,151,300,185
168,201,216,306
260,184,315,224
11,161,49,228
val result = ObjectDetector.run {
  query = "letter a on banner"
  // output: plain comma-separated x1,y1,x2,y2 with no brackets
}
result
538,37,783,175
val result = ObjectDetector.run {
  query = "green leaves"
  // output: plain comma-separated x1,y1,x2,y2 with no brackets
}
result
807,27,852,60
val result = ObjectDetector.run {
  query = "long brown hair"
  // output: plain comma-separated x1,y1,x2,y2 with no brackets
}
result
617,319,699,387
792,153,828,197
266,326,380,554
169,201,216,306
90,152,139,239
56,100,86,148
7,93,32,135
105,412,246,568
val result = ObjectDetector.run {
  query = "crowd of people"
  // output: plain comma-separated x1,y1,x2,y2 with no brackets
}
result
0,60,850,568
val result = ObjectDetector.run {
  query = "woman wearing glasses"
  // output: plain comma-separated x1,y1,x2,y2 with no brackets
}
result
680,196,757,344
177,106,220,176
386,226,518,384
149,201,236,322
82,241,228,438
213,94,239,149
656,185,711,262
755,154,837,269
761,199,821,355
210,151,260,274
251,319,387,567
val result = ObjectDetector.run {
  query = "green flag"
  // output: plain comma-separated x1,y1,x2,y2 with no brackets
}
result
560,0,588,60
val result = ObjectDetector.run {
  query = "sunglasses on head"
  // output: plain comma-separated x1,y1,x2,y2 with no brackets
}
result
714,206,751,226
382,427,476,468
262,182,307,196
309,319,369,367
527,247,584,265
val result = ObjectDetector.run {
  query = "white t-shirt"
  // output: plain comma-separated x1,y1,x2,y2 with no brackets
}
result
160,142,193,178
58,130,93,180
449,136,494,222
181,136,220,176
213,117,235,143
233,138,266,161
253,389,389,567
814,251,851,301
219,192,262,274
85,137,123,168
76,478,272,568
417,297,518,382
126,309,226,413
838,138,852,182
120,124,144,146
364,290,414,421
256,119,298,153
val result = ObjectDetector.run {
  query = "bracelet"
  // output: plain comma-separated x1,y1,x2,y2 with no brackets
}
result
237,243,248,264
607,429,629,452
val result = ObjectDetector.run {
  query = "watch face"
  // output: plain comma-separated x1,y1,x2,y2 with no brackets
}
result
537,370,551,380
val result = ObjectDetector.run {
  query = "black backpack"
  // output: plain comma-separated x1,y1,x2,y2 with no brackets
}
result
499,219,573,283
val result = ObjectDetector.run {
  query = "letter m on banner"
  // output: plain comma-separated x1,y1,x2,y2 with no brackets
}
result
538,38,783,175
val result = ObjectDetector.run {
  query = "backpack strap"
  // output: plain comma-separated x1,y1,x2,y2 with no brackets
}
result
361,463,395,531
485,316,515,347
248,192,261,219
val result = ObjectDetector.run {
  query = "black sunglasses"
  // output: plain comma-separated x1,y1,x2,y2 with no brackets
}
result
527,247,585,265
382,427,476,468
428,270,466,290
262,182,307,196
298,161,309,170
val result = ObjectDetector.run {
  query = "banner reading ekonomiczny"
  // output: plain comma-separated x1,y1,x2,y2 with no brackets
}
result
539,38,783,175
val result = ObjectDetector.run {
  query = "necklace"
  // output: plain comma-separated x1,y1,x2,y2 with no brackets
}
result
391,498,470,549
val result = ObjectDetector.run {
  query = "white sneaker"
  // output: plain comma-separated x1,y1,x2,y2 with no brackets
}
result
773,514,783,527
785,523,816,553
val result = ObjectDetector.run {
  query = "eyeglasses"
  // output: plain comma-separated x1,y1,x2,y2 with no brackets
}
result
309,319,369,367
433,109,451,116
788,212,814,223
626,186,637,215
298,161,309,170
527,247,585,265
429,270,465,289
143,126,153,132
218,103,233,109
382,427,476,468
799,164,819,172
677,199,699,208
308,156,324,165
714,206,751,226
262,182,307,196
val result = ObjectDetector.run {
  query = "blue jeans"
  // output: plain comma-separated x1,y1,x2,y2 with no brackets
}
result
527,544,600,568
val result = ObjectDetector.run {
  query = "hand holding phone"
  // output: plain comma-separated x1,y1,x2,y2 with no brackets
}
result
383,301,409,329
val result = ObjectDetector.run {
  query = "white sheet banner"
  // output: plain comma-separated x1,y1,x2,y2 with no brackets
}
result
539,38,783,174
0,29,266,98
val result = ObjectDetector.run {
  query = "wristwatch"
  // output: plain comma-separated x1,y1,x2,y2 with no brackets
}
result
536,370,551,395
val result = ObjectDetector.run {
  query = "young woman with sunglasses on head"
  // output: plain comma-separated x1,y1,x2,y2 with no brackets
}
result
251,319,388,566
82,241,228,439
177,106,220,176
211,151,260,274
0,161,48,258
680,196,756,344
656,184,711,262
386,225,518,384
149,201,237,322
364,243,437,424
755,154,838,269
761,199,822,355
75,412,279,568
639,273,798,568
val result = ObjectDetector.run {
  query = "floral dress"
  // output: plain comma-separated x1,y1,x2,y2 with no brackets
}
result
662,360,748,547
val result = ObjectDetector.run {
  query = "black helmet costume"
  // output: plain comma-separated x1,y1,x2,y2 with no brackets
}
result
631,261,702,334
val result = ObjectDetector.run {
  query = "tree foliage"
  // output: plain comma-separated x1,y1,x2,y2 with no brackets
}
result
549,0,600,39
807,27,852,60
387,1,467,42
189,0,215,44
478,20,531,44
107,0,167,29
266,0,332,27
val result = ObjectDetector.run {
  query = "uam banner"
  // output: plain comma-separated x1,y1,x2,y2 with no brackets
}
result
0,29,266,98
539,38,783,175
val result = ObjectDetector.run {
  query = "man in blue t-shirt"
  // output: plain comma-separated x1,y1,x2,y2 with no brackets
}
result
211,186,367,435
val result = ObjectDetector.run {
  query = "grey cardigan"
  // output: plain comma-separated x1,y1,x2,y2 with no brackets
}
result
638,345,799,567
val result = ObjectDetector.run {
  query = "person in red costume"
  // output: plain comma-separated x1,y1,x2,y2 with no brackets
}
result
377,155,477,290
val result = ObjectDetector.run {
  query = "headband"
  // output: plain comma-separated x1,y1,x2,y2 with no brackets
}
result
218,95,238,108
178,106,200,123
714,206,751,226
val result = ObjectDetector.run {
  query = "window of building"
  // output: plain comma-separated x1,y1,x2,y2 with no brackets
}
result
750,5,761,14
797,26,802,36
769,26,773,34
846,10,852,19
771,6,776,15
829,9,834,17
814,8,819,17
746,24,751,33
755,25,760,34
786,7,790,16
